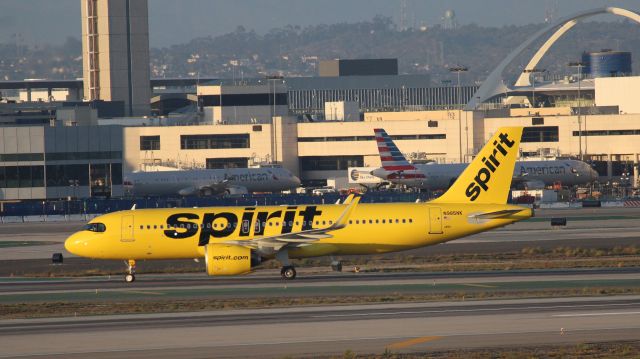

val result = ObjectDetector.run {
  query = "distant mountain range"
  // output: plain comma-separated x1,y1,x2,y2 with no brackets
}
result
1,17,639,88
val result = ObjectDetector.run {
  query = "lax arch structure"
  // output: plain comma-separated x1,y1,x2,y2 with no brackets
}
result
466,7,640,109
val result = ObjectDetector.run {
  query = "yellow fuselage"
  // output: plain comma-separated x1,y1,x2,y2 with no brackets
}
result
65,202,531,261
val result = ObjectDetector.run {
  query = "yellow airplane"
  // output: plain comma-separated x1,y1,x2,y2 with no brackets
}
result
65,127,531,282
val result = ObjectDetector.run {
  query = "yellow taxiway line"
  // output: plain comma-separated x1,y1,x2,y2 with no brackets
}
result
386,335,442,350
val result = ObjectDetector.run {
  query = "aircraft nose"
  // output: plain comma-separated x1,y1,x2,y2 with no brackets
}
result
64,232,86,256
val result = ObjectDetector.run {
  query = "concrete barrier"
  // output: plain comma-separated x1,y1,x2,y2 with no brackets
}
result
23,215,46,222
68,214,87,222
539,202,571,209
1,216,25,223
44,215,69,222
602,201,625,207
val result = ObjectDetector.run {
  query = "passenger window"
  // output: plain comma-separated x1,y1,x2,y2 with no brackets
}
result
322,221,326,225
160,225,164,229
409,219,413,223
139,225,143,229
295,221,299,226
147,225,151,229
153,225,157,229
355,220,359,224
395,219,399,223
369,220,373,224
329,220,333,225
349,220,352,224
375,219,379,224
402,219,406,223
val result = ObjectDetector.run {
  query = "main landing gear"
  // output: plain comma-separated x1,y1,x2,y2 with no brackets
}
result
276,249,297,280
124,259,136,283
280,266,297,280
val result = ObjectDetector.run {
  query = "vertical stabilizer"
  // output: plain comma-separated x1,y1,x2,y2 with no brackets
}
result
431,127,523,204
374,129,417,172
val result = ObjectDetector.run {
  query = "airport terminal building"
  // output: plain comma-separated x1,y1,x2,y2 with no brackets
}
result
0,126,123,200
3,41,640,200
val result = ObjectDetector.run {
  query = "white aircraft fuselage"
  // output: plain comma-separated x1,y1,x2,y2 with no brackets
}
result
125,167,301,196
372,159,598,189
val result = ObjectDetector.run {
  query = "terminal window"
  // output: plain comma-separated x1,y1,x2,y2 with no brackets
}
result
206,158,249,169
140,136,160,150
200,93,288,107
300,156,364,171
181,134,250,149
0,166,44,188
521,126,559,143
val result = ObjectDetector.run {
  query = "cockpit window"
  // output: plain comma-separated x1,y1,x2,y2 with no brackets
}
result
84,223,106,232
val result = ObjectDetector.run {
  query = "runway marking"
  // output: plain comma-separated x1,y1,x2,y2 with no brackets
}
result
310,302,640,318
386,336,442,349
122,290,165,296
553,311,640,318
461,283,497,288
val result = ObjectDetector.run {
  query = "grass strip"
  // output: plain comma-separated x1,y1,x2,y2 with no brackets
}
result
324,340,640,358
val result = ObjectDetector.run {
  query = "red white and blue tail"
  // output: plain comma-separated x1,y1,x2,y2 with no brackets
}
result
373,129,426,181
374,128,417,172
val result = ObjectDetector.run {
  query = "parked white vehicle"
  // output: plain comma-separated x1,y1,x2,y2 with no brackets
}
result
311,187,338,195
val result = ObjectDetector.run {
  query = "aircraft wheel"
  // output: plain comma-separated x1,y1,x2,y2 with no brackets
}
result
331,262,342,272
281,266,296,280
125,273,136,283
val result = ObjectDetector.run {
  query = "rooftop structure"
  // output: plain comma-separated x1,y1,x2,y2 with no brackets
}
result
81,0,151,116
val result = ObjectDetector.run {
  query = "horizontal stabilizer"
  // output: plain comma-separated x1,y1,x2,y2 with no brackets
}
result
469,209,525,220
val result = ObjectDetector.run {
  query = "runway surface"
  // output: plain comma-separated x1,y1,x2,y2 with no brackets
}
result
2,267,640,295
1,295,639,358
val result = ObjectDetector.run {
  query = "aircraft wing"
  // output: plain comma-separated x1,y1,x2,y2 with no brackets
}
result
223,196,361,249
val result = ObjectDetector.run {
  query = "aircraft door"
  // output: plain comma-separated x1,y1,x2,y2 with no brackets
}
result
428,207,443,234
121,215,135,242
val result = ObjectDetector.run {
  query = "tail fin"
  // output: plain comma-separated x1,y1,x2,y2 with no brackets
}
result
431,127,523,204
374,129,417,172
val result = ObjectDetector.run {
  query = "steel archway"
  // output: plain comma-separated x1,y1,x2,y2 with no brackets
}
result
466,7,640,109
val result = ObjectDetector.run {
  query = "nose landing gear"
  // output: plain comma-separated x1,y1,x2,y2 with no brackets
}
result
124,259,136,283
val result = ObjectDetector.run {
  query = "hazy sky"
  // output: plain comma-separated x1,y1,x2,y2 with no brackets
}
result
2,0,639,48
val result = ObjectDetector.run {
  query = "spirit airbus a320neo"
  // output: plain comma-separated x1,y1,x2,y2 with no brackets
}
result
66,127,531,282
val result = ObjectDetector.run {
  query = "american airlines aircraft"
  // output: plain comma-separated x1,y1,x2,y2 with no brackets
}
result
125,166,301,196
371,128,598,190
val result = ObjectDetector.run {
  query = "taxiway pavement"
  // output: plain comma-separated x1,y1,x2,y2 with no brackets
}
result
1,295,639,358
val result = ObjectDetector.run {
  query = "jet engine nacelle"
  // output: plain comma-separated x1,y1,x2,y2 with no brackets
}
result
226,186,249,195
204,243,260,276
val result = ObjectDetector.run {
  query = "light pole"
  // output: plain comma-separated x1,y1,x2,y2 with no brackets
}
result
266,75,284,164
523,68,545,108
449,66,468,163
569,62,586,160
